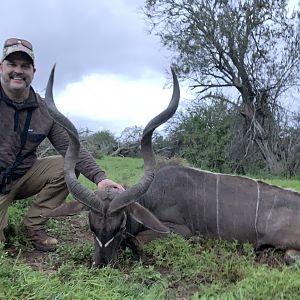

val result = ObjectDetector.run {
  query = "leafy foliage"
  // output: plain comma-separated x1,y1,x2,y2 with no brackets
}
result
85,129,118,158
168,99,235,172
144,0,300,175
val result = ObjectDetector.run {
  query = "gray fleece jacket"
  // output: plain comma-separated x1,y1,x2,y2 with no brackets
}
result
0,85,106,185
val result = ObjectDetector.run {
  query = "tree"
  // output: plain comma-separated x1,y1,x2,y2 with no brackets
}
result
112,125,172,158
278,112,300,177
144,0,300,174
85,130,117,158
37,138,57,158
166,98,235,172
112,126,143,157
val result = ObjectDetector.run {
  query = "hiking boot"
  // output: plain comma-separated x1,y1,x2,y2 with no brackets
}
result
25,228,58,252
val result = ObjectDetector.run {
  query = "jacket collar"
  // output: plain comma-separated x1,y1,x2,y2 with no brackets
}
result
0,84,38,110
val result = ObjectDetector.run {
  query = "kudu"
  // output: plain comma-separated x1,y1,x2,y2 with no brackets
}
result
44,66,180,267
45,67,300,266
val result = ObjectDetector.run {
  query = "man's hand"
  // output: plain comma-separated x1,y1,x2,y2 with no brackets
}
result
97,179,125,191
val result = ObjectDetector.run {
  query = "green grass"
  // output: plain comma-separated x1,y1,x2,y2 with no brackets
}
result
79,156,144,190
2,235,300,299
2,156,300,299
0,249,167,300
263,178,300,193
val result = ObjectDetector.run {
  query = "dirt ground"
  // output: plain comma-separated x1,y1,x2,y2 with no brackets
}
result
5,214,286,274
5,214,93,273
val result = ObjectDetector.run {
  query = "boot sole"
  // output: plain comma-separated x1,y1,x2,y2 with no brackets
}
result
32,242,57,252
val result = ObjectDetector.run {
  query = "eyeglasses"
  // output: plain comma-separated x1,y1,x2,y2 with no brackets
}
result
3,38,33,51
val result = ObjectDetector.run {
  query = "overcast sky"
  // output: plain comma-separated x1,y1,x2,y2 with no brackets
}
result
1,0,299,135
1,0,187,135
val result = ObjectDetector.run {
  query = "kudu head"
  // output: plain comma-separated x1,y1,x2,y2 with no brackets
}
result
44,65,180,267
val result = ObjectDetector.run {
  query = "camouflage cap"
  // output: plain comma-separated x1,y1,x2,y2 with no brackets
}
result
2,38,35,64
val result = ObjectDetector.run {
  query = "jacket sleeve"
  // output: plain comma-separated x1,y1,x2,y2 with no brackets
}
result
47,119,107,185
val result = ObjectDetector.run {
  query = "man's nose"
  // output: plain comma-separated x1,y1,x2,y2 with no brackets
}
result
13,65,24,73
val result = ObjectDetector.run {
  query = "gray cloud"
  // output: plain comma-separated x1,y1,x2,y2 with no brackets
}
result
1,0,170,94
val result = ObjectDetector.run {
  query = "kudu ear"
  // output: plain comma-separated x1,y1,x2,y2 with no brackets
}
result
42,201,87,218
128,203,170,233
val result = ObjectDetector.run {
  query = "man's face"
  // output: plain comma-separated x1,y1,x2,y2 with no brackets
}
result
0,52,35,98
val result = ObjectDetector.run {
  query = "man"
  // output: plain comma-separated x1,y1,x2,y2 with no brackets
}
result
0,38,124,251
